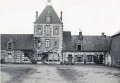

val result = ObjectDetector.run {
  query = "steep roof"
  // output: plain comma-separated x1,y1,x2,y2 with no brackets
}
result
63,31,111,52
1,34,34,50
34,5,62,24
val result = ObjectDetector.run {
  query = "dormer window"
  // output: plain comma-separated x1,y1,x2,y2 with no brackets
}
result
46,16,52,23
7,42,13,49
77,45,82,51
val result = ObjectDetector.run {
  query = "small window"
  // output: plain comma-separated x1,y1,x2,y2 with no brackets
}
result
87,55,93,62
77,45,82,51
68,54,72,58
45,39,50,48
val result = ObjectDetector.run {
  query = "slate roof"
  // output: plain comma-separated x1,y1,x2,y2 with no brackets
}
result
34,5,62,24
1,34,34,50
63,31,111,52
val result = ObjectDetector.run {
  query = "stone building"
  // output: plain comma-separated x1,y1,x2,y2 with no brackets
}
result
0,0,111,64
110,31,120,67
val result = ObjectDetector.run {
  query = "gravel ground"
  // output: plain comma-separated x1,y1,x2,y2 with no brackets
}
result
1,64,120,83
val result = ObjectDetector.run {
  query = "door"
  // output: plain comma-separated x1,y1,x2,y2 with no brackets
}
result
67,54,73,64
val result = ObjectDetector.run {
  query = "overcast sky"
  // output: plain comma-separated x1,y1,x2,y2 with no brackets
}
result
0,0,120,36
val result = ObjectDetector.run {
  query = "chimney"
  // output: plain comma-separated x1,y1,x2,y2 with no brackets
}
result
36,11,38,20
79,28,82,36
79,28,83,40
101,32,106,38
60,11,63,21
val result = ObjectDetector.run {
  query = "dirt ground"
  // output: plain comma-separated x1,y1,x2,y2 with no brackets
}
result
1,64,120,83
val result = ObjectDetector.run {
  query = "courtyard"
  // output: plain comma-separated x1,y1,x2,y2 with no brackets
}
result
1,64,120,83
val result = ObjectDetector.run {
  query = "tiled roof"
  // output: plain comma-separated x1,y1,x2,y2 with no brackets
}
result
63,31,111,52
34,5,62,24
1,34,34,50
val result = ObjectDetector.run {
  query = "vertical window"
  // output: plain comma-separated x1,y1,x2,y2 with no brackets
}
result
45,25,50,35
77,45,82,51
87,55,93,62
45,39,50,48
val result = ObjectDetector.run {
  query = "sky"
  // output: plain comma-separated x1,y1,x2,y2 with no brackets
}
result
0,0,120,36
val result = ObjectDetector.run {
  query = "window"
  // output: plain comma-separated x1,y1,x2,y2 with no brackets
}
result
55,41,57,47
87,55,93,62
77,45,82,51
53,26,59,36
36,25,43,35
45,25,50,35
38,41,42,47
7,42,13,49
46,16,52,23
45,39,50,47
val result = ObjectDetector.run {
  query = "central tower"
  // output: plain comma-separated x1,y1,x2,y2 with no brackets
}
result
33,0,63,64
